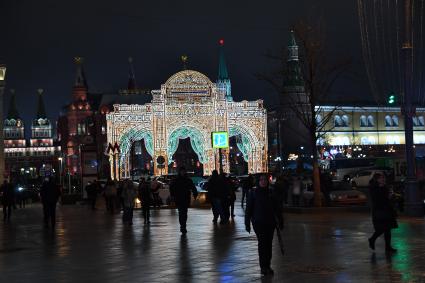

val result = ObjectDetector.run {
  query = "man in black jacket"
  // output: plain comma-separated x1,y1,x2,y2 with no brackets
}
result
170,167,198,235
40,178,61,228
245,173,283,276
1,180,15,223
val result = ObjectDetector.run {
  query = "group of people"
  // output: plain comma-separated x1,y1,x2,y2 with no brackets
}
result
1,167,401,278
205,170,238,224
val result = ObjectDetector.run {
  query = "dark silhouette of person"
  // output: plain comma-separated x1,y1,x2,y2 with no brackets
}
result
241,174,254,208
170,167,198,234
206,170,223,223
85,181,97,210
1,180,15,223
138,177,152,224
219,173,232,224
229,178,237,218
40,178,61,228
104,178,117,214
122,179,138,225
245,173,284,276
368,173,398,253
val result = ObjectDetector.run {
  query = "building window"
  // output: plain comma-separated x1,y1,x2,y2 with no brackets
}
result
392,115,399,127
334,115,344,127
361,136,376,145
367,115,374,127
413,116,425,127
360,115,367,127
386,136,400,144
385,115,393,127
342,115,349,127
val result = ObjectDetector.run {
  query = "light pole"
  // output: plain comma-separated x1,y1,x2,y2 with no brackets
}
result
58,157,63,189
402,0,423,216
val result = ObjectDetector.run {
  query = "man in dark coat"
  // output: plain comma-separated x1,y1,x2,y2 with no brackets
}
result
241,174,254,208
1,180,15,222
170,167,198,234
40,178,61,228
138,177,152,224
368,173,398,253
245,173,284,276
206,170,223,223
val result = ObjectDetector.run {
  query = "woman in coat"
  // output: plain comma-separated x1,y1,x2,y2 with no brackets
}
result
368,173,398,253
245,173,284,276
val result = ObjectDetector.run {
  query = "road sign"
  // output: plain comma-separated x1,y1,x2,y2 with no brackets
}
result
211,131,229,149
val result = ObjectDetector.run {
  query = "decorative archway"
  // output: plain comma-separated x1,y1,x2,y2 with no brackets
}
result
167,126,208,165
118,127,153,178
106,69,268,179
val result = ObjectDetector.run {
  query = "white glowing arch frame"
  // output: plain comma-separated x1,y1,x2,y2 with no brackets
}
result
106,70,268,179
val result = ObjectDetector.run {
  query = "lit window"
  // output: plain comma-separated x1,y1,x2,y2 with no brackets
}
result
385,115,393,127
360,115,367,127
342,115,349,127
392,115,399,127
367,115,374,127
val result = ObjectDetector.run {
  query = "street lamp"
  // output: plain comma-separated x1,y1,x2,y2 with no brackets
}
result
58,157,63,189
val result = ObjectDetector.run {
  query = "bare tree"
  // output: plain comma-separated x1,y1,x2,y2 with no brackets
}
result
261,21,351,207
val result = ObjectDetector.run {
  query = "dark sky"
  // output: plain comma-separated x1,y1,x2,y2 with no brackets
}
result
0,0,368,125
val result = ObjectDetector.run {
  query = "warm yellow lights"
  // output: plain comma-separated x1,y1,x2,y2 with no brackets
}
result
0,66,6,81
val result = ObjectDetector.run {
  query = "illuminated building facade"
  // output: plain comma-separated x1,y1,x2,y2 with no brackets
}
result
3,89,60,180
106,68,268,179
0,64,6,183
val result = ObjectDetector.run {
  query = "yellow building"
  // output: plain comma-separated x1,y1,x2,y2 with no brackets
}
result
317,106,425,146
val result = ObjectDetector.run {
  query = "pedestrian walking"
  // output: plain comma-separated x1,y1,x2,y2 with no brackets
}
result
151,178,162,208
85,181,97,210
40,177,61,228
229,178,237,218
368,173,398,253
170,167,198,234
241,174,254,208
121,179,138,225
245,173,284,276
1,180,15,223
291,176,301,207
219,173,232,224
206,170,223,223
104,178,117,214
138,177,152,224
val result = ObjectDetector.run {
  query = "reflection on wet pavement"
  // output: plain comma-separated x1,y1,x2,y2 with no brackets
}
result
0,202,424,282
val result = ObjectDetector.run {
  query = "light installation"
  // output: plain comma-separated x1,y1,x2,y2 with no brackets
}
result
212,131,229,149
106,69,268,179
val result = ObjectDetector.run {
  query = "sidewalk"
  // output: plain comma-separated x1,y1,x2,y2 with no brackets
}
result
0,202,424,282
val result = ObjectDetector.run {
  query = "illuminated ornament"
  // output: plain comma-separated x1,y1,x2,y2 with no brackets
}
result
106,69,268,179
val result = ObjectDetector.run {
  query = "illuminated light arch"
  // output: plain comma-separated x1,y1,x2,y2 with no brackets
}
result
167,126,208,164
106,69,268,179
118,127,154,166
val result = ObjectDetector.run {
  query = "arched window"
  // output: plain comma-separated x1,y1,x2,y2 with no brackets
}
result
413,117,419,127
392,115,399,127
334,115,343,127
419,116,425,126
342,115,349,127
367,115,374,127
360,115,367,127
385,115,393,127
361,136,376,145
386,136,400,144
316,115,322,125
332,136,350,145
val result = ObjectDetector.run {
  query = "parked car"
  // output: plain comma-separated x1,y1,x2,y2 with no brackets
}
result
351,169,391,188
329,181,367,206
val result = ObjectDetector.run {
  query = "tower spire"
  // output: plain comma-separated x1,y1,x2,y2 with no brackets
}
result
36,89,47,119
72,57,88,101
74,57,88,89
127,57,137,91
7,89,20,119
284,31,303,88
217,39,232,101
288,30,299,62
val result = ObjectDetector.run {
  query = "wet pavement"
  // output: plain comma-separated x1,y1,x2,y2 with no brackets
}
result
0,200,424,283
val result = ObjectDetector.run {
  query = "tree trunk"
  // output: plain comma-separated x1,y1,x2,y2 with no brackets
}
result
311,135,322,207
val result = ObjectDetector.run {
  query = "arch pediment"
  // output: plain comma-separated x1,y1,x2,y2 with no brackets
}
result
164,70,213,97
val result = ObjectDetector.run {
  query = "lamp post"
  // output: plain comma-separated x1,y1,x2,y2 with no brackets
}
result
58,157,63,189
402,0,423,216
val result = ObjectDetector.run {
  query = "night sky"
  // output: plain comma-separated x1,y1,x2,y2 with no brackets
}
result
0,0,368,127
